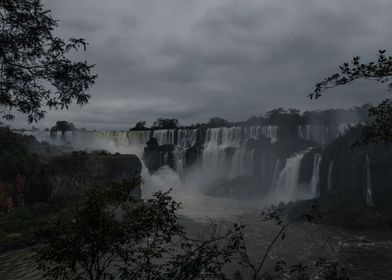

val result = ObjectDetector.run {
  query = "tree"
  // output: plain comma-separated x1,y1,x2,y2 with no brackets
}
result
0,0,97,123
35,179,245,280
35,178,349,280
132,121,148,130
153,118,179,129
50,121,75,134
207,117,230,128
310,50,392,145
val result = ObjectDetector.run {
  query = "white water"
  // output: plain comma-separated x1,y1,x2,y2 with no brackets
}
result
310,154,322,197
25,127,274,181
19,127,329,204
327,161,334,191
271,159,282,192
229,148,255,179
298,124,355,146
201,126,275,180
365,155,375,207
273,150,308,203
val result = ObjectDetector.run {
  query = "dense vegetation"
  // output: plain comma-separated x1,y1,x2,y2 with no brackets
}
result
130,105,371,131
0,0,96,123
311,50,392,145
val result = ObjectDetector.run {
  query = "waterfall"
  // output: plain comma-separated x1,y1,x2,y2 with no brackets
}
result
22,125,273,181
177,129,198,148
260,155,266,181
297,123,357,145
229,148,255,179
310,154,322,197
327,160,334,191
365,155,374,207
202,127,261,179
271,159,281,192
261,126,278,143
297,125,334,145
274,150,308,202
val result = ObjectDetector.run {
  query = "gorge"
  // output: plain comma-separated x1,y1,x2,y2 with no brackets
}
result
17,106,392,218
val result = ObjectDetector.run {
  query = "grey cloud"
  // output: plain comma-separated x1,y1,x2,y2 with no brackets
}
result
13,0,392,129
63,18,104,34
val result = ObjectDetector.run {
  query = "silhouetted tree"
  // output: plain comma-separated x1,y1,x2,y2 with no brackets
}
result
50,121,75,134
266,108,301,138
0,0,96,123
310,50,392,145
153,118,179,129
132,121,148,130
35,178,349,280
245,116,264,126
207,117,230,128
35,179,245,280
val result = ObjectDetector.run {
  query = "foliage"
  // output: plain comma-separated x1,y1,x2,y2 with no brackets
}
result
310,50,392,145
0,199,74,250
35,179,245,280
50,121,76,133
35,178,350,280
0,127,34,179
208,117,230,128
0,0,96,123
132,121,148,130
152,118,179,129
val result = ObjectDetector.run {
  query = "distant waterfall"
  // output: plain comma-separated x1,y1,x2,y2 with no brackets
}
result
297,125,332,145
310,154,322,196
152,129,197,148
271,159,282,192
22,125,277,180
297,123,357,145
365,155,374,207
229,148,255,179
201,127,267,178
261,126,278,143
327,161,334,191
275,150,308,202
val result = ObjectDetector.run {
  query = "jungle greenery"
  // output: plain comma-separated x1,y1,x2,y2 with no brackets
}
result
311,50,392,145
35,179,349,280
0,0,96,123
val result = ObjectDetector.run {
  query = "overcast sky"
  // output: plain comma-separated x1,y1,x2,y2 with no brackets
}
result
13,0,392,129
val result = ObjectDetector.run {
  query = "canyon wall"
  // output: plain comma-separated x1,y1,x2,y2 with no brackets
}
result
0,129,142,212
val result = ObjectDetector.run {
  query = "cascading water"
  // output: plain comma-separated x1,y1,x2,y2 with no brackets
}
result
327,161,334,191
297,123,358,146
310,154,322,196
271,159,282,192
201,127,267,179
274,150,309,202
21,126,281,196
261,126,278,143
365,154,374,207
22,126,276,183
229,148,255,179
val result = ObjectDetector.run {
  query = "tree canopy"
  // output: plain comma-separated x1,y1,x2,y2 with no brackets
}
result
0,0,96,123
50,121,75,134
207,117,230,128
153,118,179,129
311,50,392,145
35,180,245,280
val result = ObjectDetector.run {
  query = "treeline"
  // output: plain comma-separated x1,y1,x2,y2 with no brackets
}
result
16,104,371,133
130,104,371,130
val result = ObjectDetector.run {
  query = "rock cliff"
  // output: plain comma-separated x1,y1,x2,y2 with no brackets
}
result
0,128,142,212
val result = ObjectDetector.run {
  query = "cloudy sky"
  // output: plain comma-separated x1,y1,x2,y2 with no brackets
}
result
14,0,392,129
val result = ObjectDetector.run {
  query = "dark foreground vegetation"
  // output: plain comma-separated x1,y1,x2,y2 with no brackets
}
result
1,0,392,279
